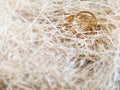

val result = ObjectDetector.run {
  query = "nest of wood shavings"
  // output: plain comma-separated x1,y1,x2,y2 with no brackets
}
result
0,0,120,90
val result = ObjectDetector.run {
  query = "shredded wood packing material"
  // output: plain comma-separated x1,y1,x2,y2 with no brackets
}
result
0,0,120,90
